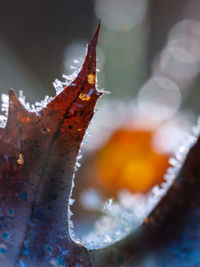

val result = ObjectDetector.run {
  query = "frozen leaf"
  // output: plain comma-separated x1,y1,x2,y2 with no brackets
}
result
1,21,200,267
0,24,101,266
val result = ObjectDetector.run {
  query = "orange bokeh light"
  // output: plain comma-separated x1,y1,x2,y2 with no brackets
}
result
94,128,170,194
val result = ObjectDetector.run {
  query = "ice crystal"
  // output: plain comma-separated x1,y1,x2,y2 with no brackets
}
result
18,90,53,113
1,94,9,114
53,79,64,95
0,94,9,127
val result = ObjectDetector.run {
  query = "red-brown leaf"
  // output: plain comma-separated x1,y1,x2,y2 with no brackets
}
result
0,24,101,266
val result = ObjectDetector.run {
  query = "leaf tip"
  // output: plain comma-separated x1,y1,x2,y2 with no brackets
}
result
8,88,20,107
7,88,26,119
8,88,15,98
92,21,101,44
87,22,101,55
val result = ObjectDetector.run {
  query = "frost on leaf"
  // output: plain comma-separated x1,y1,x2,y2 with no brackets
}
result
0,24,101,266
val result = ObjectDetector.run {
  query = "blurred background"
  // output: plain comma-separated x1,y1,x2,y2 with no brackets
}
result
1,0,200,247
0,0,200,112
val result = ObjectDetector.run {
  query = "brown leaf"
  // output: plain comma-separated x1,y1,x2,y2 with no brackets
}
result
0,23,101,266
